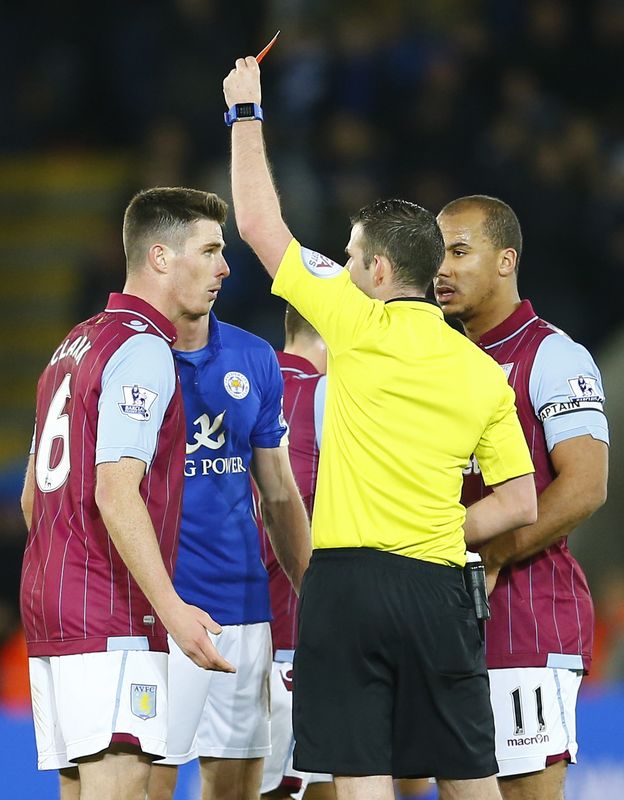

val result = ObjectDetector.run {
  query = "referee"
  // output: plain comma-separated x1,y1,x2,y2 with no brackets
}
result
223,58,537,800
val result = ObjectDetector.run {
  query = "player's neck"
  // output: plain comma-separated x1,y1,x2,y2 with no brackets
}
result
463,296,522,343
284,340,327,374
174,314,210,352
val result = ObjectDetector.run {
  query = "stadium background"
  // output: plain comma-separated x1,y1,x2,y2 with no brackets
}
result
0,1,622,795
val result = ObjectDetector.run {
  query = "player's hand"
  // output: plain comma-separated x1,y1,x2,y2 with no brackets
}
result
485,564,500,596
223,57,261,108
163,600,236,672
479,544,503,595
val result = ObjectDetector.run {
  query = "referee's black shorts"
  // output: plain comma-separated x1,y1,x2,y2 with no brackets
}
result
292,547,498,780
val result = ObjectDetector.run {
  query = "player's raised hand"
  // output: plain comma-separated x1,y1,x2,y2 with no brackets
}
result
223,57,261,109
163,599,236,672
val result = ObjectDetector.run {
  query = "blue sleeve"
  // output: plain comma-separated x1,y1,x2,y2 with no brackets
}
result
250,348,289,449
529,334,609,452
96,335,176,467
314,375,327,450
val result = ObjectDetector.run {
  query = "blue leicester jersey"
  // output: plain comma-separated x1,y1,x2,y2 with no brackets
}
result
173,313,288,625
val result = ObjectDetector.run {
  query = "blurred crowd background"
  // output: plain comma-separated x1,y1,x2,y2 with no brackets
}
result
1,0,623,720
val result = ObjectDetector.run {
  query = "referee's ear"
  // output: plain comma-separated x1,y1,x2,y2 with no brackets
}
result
372,254,391,288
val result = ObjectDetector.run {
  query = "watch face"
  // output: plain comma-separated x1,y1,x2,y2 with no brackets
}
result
236,103,255,118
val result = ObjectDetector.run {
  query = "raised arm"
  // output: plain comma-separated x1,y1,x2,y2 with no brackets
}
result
223,56,293,276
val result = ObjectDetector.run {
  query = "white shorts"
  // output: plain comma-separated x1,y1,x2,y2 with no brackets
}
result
162,622,272,764
489,666,582,777
261,655,332,797
29,649,168,770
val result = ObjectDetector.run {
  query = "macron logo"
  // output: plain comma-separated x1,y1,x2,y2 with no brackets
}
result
507,733,550,747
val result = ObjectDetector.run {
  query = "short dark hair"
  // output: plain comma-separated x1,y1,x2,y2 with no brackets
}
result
438,195,523,269
123,187,228,270
350,199,445,292
284,303,321,345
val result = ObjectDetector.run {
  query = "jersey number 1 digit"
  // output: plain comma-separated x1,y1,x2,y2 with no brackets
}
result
511,685,546,735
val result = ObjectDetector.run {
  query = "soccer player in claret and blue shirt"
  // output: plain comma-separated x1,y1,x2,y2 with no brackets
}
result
147,213,311,800
435,196,609,800
20,187,236,800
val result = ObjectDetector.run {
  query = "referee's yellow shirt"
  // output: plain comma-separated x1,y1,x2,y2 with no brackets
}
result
272,239,534,567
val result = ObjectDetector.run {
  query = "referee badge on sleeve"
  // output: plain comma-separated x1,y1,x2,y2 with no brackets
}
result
300,247,343,279
131,684,157,720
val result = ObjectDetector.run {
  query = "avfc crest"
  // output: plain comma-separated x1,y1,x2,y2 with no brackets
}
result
130,684,157,720
119,384,158,421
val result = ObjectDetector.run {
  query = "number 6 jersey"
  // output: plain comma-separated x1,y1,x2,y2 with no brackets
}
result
20,293,185,657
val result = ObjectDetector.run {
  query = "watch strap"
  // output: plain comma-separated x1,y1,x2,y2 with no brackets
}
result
224,103,264,127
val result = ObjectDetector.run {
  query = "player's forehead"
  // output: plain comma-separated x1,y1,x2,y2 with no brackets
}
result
438,207,487,245
184,218,225,248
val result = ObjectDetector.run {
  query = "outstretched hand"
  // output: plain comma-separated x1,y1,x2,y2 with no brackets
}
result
223,57,262,109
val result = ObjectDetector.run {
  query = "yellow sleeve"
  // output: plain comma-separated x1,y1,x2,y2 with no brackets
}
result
475,377,535,486
271,238,379,355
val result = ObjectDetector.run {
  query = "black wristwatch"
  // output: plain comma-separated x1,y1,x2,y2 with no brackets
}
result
224,103,264,127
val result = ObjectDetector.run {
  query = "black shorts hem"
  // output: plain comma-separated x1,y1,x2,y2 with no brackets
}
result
294,549,496,781
396,762,499,781
293,757,391,777
294,760,499,781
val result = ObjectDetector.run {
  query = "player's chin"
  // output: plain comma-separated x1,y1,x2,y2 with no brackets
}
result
192,298,213,316
435,296,453,312
436,295,462,316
